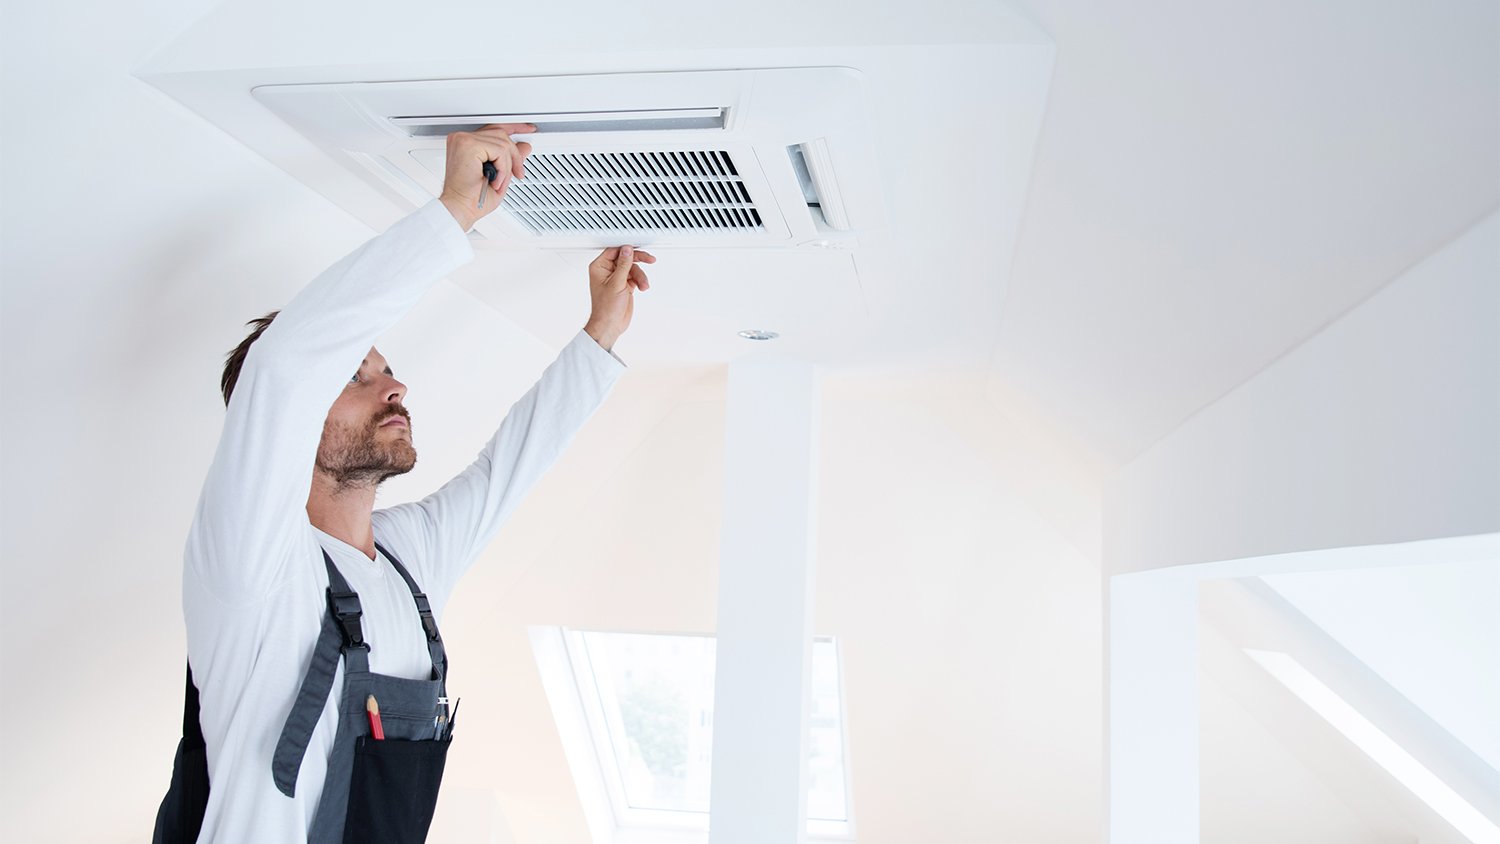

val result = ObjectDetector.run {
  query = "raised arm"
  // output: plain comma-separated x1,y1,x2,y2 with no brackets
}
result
187,126,534,604
377,245,655,596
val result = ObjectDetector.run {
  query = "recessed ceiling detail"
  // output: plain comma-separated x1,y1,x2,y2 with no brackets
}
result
252,68,885,250
136,21,1056,368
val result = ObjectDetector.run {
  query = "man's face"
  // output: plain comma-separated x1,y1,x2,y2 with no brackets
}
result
315,346,416,490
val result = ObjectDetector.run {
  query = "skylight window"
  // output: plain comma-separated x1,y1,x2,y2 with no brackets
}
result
533,628,852,839
1245,649,1500,844
1258,561,1500,771
576,630,716,814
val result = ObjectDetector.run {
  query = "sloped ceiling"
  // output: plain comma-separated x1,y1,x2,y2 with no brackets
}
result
993,0,1500,461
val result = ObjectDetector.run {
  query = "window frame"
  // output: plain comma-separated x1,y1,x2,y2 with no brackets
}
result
531,626,856,842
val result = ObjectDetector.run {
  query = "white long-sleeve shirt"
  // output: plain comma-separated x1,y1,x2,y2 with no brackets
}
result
182,200,624,842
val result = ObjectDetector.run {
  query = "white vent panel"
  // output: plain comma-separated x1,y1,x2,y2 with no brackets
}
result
504,150,762,234
251,68,883,249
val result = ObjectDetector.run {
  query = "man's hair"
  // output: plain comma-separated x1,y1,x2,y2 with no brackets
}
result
221,311,280,406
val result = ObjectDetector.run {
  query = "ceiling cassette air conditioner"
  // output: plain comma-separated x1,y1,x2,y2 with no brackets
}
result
252,68,882,249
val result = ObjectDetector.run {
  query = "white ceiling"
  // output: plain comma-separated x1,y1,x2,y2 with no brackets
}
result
136,0,1500,466
993,0,1500,462
139,0,1056,383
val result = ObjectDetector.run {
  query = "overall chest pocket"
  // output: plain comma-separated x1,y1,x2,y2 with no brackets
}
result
341,670,452,844
343,734,451,844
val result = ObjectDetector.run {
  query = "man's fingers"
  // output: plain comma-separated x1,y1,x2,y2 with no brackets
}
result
629,263,650,291
457,131,530,186
608,246,636,292
452,132,507,159
513,141,532,179
464,139,510,178
441,127,535,216
589,247,620,274
477,122,537,136
590,246,657,288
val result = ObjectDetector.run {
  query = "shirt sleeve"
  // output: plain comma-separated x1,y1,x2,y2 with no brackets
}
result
187,200,474,605
373,329,626,601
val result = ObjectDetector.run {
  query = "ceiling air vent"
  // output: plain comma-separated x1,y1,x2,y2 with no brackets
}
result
504,150,762,234
252,68,883,249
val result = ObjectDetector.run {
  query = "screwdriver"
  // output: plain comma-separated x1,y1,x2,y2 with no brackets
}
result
478,160,499,209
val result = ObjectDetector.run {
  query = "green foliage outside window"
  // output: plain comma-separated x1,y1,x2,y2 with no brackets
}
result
620,673,689,777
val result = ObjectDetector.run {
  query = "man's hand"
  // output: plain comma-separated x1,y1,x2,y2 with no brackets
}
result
584,246,655,352
438,124,534,231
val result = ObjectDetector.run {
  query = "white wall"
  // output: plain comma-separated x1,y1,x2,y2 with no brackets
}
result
435,374,1107,843
1106,212,1500,575
814,384,1104,842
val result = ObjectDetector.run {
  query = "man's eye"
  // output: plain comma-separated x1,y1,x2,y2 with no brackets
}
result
349,372,360,384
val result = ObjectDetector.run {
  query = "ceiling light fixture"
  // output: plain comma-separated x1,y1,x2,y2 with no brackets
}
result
737,330,780,341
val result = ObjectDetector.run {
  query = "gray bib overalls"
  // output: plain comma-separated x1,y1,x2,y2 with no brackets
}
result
155,542,455,844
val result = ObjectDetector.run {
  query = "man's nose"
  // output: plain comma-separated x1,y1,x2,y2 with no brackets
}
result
381,376,407,404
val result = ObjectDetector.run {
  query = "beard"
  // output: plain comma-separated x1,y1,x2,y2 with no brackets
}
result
315,404,417,492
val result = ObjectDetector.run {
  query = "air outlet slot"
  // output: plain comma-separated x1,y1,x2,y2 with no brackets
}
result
392,108,725,137
787,139,850,231
502,150,764,234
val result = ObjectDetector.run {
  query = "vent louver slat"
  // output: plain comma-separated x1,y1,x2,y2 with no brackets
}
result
503,150,763,235
701,151,729,228
636,153,677,229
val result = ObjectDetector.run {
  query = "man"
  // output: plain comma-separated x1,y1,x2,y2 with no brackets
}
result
155,125,655,842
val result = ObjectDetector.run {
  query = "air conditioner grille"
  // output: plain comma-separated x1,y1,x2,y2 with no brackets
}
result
502,150,764,234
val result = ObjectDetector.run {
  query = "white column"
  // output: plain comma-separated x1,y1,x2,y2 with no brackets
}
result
708,359,819,844
1107,574,1199,844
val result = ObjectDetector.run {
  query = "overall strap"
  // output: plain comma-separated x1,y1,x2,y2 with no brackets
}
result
322,552,370,674
374,541,447,684
272,544,448,797
271,549,368,797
